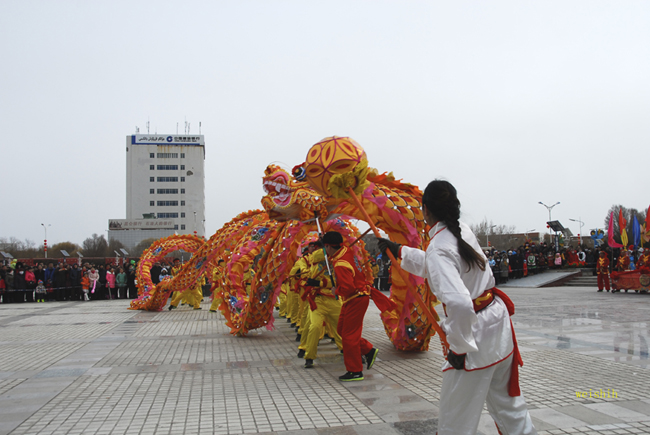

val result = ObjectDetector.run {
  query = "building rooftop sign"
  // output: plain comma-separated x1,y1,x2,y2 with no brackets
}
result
131,134,204,145
109,219,175,230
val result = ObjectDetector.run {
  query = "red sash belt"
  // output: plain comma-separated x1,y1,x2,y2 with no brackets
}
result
442,288,494,316
491,287,523,397
442,287,523,397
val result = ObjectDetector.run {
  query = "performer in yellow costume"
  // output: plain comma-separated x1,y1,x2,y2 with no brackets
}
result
300,244,343,368
288,247,313,330
169,258,205,310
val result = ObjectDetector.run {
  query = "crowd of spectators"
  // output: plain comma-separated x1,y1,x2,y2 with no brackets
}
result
486,242,647,285
371,240,647,291
0,261,140,303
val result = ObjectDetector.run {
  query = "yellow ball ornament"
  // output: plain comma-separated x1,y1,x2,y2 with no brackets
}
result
304,136,367,196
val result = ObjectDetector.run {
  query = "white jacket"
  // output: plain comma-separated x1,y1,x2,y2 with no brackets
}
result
400,221,513,371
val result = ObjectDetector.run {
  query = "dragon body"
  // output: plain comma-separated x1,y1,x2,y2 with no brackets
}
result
131,136,439,351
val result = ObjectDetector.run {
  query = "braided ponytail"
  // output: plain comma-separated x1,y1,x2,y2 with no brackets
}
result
422,180,486,272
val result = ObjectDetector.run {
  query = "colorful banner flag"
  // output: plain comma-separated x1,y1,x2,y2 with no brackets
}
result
633,215,640,248
619,209,628,248
608,211,623,248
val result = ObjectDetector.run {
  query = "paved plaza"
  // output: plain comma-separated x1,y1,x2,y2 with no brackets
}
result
0,286,649,435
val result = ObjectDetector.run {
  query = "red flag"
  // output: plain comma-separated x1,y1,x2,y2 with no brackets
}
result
608,211,623,248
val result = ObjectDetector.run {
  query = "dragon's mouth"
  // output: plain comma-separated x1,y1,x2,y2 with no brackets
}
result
263,175,292,207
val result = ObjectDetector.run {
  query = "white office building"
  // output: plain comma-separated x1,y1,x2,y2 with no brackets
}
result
108,134,206,250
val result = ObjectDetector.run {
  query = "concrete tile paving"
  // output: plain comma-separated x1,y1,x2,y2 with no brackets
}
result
0,286,648,434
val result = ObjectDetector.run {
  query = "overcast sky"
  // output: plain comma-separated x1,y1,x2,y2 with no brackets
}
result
1,1,649,247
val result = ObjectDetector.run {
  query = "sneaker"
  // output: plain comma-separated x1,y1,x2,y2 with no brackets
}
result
297,349,305,358
168,305,176,310
193,307,202,310
365,348,378,370
339,371,363,382
209,309,216,312
304,359,314,369
295,334,301,342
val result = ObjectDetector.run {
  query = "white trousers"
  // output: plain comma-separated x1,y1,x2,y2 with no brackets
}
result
438,353,537,435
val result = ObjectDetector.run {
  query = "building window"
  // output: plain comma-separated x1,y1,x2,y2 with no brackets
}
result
174,225,179,230
149,201,154,206
150,177,154,182
150,153,155,158
181,200,185,206
180,177,185,182
157,153,178,158
157,177,178,182
181,153,185,158
181,224,186,230
180,165,185,170
156,188,178,194
157,213,178,218
157,200,179,206
157,165,179,170
181,212,185,218
150,165,155,170
181,188,185,194
150,189,154,194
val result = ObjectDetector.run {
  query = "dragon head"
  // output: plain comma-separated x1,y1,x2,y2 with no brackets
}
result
261,165,328,222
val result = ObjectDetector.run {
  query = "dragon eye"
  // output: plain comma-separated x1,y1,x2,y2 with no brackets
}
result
292,164,306,181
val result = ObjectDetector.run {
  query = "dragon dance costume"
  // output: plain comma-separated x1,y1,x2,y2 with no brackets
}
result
400,221,536,435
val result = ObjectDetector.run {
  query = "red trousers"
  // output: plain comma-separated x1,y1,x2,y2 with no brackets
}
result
597,273,610,291
337,295,373,373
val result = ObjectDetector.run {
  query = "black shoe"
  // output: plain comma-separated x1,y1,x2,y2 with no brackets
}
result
287,318,291,323
297,349,305,358
168,305,176,310
209,309,217,312
296,334,301,342
291,323,297,328
275,306,279,311
365,348,378,370
597,289,603,292
193,307,202,310
295,327,300,333
339,371,363,381
304,359,314,368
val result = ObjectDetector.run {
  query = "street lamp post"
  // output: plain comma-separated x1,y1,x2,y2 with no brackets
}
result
569,218,584,246
539,201,560,250
41,223,51,258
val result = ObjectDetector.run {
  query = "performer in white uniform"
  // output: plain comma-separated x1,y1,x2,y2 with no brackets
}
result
379,180,536,435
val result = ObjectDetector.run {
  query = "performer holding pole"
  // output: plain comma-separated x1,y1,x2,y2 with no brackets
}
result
377,180,536,435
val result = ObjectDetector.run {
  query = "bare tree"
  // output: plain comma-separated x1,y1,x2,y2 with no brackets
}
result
51,241,81,258
81,234,108,257
470,219,517,238
0,237,41,258
132,238,159,258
